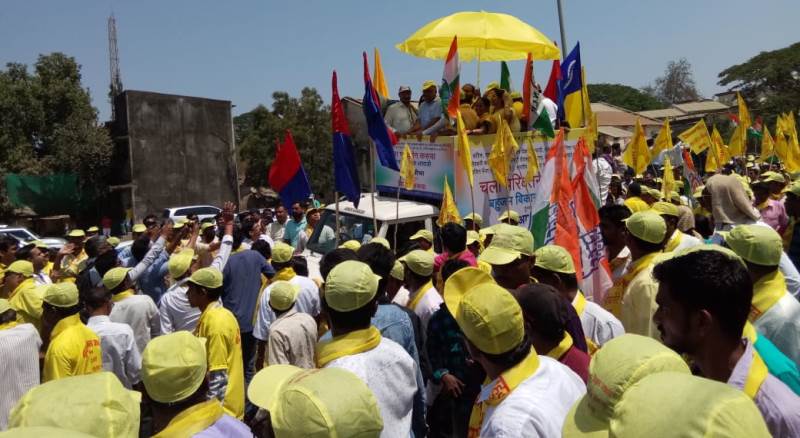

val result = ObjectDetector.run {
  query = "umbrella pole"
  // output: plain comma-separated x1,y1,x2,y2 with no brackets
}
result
477,49,481,89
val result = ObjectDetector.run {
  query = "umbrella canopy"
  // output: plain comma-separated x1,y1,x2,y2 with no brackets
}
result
396,10,560,62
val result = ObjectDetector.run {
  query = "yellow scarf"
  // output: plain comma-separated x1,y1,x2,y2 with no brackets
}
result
750,270,787,322
468,349,540,438
112,289,136,303
0,321,19,331
273,267,296,282
756,199,770,211
546,332,573,360
604,252,660,318
407,280,433,311
743,347,769,400
153,400,225,438
316,326,382,368
664,231,682,253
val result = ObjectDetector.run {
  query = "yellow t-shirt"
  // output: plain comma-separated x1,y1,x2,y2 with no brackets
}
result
44,313,102,382
195,302,245,419
8,278,44,332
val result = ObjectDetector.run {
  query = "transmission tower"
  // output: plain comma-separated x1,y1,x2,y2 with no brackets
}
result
108,13,123,120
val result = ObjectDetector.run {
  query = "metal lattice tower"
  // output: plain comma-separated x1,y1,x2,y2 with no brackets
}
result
108,13,123,120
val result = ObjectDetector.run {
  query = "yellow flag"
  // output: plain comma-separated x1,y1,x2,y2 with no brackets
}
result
488,115,520,188
678,119,712,153
707,127,726,173
728,123,745,157
456,110,474,188
776,118,789,163
400,144,415,190
622,118,651,176
784,112,800,172
373,48,389,99
580,68,598,151
525,141,539,183
761,125,776,163
737,92,751,132
651,119,673,157
437,176,461,227
661,155,675,199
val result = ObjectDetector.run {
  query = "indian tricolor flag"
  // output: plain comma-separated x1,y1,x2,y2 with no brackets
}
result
440,36,460,119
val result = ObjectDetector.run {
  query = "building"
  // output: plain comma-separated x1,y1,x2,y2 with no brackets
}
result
591,102,661,146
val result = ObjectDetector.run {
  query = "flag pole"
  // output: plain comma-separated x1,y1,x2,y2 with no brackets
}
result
369,141,379,235
395,177,401,250
335,192,341,246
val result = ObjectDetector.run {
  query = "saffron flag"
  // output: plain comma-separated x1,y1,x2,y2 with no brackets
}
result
440,36,460,119
761,125,776,163
362,52,399,171
683,148,703,197
559,42,583,129
525,141,539,183
622,118,651,175
500,61,511,91
332,71,361,207
543,59,561,103
437,176,461,227
571,137,613,302
400,144,415,190
661,155,675,199
269,130,312,208
456,110,474,188
488,115,520,188
678,119,712,154
373,48,390,99
651,119,673,157
522,53,533,127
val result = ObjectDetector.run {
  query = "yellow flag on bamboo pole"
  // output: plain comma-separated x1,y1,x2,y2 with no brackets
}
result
456,110,474,188
661,155,675,199
373,48,390,99
525,141,539,183
488,115,520,188
651,119,673,157
707,127,727,173
678,119,712,154
728,123,745,158
737,92,751,133
400,144,415,190
622,118,651,176
761,125,776,163
437,176,461,227
784,112,800,172
580,67,598,151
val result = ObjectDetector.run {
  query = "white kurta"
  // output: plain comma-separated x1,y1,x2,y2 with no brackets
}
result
755,294,800,366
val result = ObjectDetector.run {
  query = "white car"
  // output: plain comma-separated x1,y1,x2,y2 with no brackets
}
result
0,225,66,250
162,205,221,223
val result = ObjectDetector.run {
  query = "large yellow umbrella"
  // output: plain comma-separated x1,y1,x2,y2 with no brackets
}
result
396,10,560,62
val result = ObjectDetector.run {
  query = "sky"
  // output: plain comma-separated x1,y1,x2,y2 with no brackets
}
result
2,0,798,121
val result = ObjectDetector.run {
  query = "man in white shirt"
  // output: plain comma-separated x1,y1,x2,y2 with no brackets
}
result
531,83,558,128
653,202,702,253
444,267,585,437
593,145,614,205
265,205,288,243
0,299,41,429
103,267,160,354
85,287,141,389
400,249,442,334
15,242,52,286
384,85,418,135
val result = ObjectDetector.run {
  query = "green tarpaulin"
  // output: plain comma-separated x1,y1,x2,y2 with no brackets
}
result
4,173,83,216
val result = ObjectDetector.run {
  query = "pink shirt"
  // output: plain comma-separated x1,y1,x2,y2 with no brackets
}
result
760,199,789,235
434,250,477,272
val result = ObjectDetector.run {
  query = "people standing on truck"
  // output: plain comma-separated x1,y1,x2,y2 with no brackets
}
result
467,97,497,135
411,80,447,136
384,85,418,136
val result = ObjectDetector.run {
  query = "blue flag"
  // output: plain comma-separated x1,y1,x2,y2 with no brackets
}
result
362,52,399,171
557,42,582,123
331,71,360,207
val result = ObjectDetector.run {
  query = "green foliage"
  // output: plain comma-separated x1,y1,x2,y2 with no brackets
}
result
649,58,701,104
0,53,112,214
235,88,332,201
718,42,800,127
587,83,665,111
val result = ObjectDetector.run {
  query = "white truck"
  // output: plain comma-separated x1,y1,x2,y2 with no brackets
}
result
303,193,439,280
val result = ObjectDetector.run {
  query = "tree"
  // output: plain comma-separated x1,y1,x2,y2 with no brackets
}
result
587,83,665,111
0,53,112,215
235,88,333,201
648,58,701,104
718,42,800,126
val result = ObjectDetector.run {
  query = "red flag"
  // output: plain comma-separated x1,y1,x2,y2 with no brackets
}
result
543,59,561,102
522,53,533,125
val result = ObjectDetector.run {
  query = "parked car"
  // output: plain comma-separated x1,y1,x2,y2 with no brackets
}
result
0,225,66,250
162,205,221,223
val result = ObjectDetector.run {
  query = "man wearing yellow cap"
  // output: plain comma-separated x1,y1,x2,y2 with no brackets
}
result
41,283,102,381
0,299,42,429
401,249,443,333
722,225,800,366
84,287,141,389
478,223,535,290
15,243,52,286
409,229,434,253
52,229,88,282
531,245,624,351
762,170,787,201
604,211,666,339
753,180,789,236
387,260,411,306
187,267,245,419
410,80,446,136
142,332,251,437
463,212,483,231
103,267,159,354
444,267,585,437
317,260,419,438
653,246,800,437
623,182,650,213
652,201,702,252
262,281,316,369
2,260,44,331
498,209,520,226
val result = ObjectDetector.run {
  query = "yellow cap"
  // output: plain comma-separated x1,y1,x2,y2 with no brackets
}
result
249,365,383,438
107,237,120,248
324,260,380,312
746,162,755,169
533,245,575,274
390,261,405,281
102,267,131,290
42,283,79,308
562,334,690,437
479,223,534,265
692,185,705,199
200,222,215,231
466,230,480,246
141,331,207,403
409,229,433,243
67,229,85,238
188,267,223,289
651,201,679,217
510,91,521,99
422,80,437,90
338,240,361,251
6,260,33,277
761,171,785,183
485,81,500,91
168,249,194,279
8,372,140,438
609,372,770,437
671,243,745,266
624,211,666,244
444,267,524,354
400,249,434,277
0,298,11,314
464,213,483,227
674,180,684,190
269,281,301,311
721,224,783,266
784,181,800,197
132,224,147,233
0,427,96,438
370,237,391,250
479,224,497,238
272,242,295,264
498,210,520,223
644,187,663,200
32,240,48,249
86,226,99,233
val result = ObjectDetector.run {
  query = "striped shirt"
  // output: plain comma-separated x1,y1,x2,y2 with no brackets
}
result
0,323,41,429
